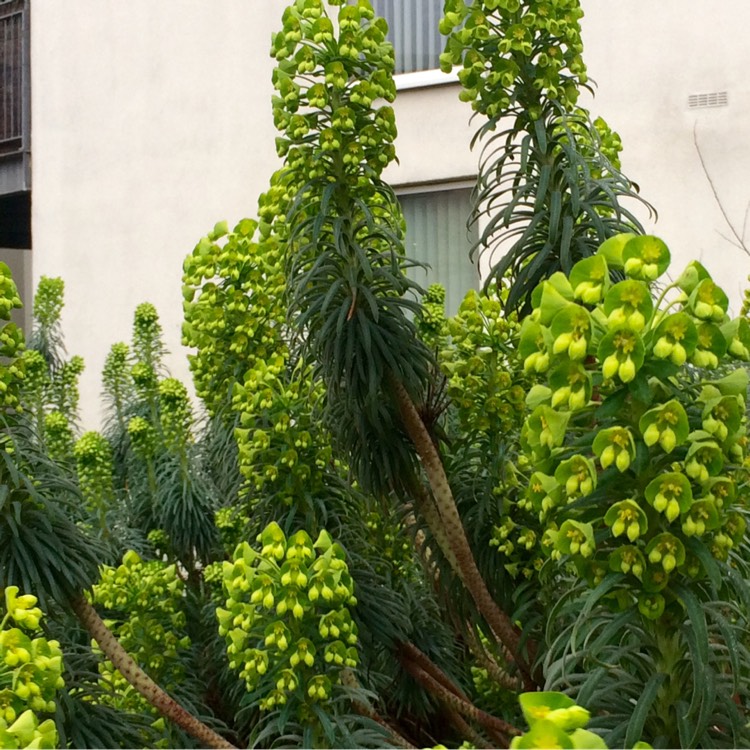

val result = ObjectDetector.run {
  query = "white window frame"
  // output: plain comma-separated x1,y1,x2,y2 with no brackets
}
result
394,67,460,92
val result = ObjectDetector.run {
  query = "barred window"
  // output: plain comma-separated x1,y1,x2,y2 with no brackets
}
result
371,0,444,75
0,0,25,153
400,187,479,315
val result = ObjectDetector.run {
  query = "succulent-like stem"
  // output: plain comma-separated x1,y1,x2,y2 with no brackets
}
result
71,595,236,750
341,668,416,749
401,657,519,744
390,376,533,685
464,627,523,692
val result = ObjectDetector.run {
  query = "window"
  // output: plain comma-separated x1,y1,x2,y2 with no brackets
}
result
399,186,479,315
371,0,445,75
0,0,26,156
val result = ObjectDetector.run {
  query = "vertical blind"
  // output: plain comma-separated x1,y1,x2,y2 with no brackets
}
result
0,1,24,148
370,0,444,74
400,188,479,315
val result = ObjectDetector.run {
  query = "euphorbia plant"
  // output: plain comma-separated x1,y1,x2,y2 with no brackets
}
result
496,233,750,746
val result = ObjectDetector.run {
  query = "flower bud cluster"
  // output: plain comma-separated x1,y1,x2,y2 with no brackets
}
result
503,235,749,620
270,0,397,179
0,587,63,748
440,0,587,119
440,286,526,439
73,431,115,511
90,551,190,716
0,263,25,411
217,523,359,712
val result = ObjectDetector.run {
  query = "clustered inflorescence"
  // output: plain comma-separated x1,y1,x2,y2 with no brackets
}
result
0,587,63,749
492,234,749,618
218,523,359,715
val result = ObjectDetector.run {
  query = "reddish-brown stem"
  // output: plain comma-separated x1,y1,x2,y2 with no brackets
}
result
71,595,236,750
390,376,534,686
401,658,519,744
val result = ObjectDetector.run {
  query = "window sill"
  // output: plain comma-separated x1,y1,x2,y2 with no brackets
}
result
394,68,460,91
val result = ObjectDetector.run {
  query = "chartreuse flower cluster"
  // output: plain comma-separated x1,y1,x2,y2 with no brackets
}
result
182,219,287,416
440,0,587,118
0,587,63,749
232,356,337,504
0,262,25,411
90,552,190,718
218,523,359,715
511,692,651,749
496,234,750,619
440,285,527,438
270,0,397,178
73,431,115,513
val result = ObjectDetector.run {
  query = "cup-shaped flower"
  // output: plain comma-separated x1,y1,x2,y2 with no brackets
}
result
645,532,685,574
609,545,646,579
531,273,574,326
258,521,287,561
549,362,592,411
596,232,635,269
690,323,728,369
638,592,665,620
249,573,275,610
288,638,316,669
701,393,742,443
681,499,720,537
688,279,729,323
721,317,750,361
569,254,610,305
710,531,735,560
644,472,693,522
525,406,570,452
676,260,711,296
639,400,689,454
555,455,597,500
641,564,670,594
598,328,645,383
550,304,592,361
593,426,636,472
684,439,724,483
527,472,562,518
701,476,735,509
263,621,291,652
307,674,332,701
725,511,747,545
622,235,670,281
604,499,648,542
0,629,32,667
519,318,552,374
510,720,575,749
519,692,589,731
3,587,43,631
651,312,697,366
285,529,315,562
603,280,653,333
279,560,309,589
556,520,595,558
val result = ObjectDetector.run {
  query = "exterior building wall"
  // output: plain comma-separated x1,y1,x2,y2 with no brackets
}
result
27,1,750,425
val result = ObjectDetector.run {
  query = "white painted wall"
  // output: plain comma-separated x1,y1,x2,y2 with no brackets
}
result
30,0,287,426
29,1,750,426
580,0,750,308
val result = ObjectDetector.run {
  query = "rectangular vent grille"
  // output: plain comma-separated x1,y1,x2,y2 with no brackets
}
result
688,91,729,109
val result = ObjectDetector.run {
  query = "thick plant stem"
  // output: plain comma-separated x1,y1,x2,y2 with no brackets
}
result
341,669,416,749
446,709,492,750
390,376,532,684
401,658,519,744
465,627,523,692
398,642,470,701
71,596,236,750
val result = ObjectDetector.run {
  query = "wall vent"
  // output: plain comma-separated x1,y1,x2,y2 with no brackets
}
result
688,91,729,109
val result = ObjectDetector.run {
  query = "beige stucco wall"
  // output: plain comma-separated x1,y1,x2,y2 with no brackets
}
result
29,1,750,426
